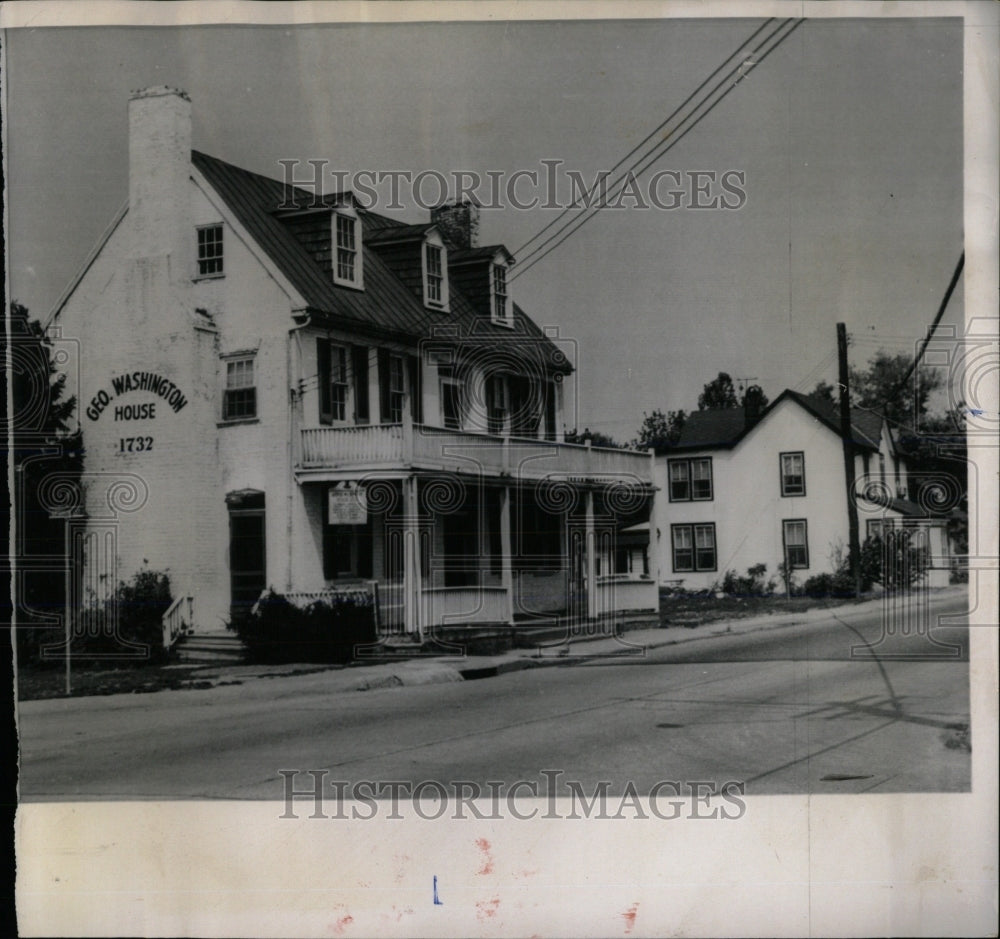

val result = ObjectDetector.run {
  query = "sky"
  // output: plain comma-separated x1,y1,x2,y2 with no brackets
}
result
3,14,964,441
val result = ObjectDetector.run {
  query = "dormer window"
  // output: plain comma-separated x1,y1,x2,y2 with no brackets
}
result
491,263,511,326
333,210,363,288
426,246,443,303
422,231,449,310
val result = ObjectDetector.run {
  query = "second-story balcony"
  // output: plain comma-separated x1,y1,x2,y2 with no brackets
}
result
297,422,654,485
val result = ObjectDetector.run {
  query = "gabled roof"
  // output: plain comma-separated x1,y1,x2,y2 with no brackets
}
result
666,389,887,454
191,150,570,371
786,390,883,450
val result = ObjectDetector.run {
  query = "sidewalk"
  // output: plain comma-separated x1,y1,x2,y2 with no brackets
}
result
177,585,968,694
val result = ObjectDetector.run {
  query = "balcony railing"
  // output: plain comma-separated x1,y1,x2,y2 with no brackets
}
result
299,423,653,482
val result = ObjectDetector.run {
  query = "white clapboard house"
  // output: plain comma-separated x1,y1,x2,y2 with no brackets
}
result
48,87,657,645
653,390,954,591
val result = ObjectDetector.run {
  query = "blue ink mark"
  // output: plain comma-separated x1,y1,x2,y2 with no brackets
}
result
968,408,984,416
433,875,443,905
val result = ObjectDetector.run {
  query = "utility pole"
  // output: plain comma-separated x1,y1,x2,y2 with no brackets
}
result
837,323,862,597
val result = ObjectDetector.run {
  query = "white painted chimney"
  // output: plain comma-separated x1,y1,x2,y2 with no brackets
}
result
128,86,192,266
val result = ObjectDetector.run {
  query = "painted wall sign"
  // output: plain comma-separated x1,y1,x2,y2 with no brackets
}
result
85,371,189,421
328,486,367,525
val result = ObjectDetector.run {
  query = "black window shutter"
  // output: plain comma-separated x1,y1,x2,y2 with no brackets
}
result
317,339,332,424
378,348,391,424
407,354,423,424
352,345,369,423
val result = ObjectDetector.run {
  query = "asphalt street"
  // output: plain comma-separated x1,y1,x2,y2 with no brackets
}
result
18,593,971,799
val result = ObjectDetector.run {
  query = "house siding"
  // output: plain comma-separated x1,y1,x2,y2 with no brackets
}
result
655,398,856,589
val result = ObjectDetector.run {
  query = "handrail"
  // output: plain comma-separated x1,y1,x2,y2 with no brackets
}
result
162,595,193,650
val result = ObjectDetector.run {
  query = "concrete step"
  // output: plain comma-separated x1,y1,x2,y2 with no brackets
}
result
173,633,247,665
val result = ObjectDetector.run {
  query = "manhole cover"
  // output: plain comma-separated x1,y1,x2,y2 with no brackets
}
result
820,773,873,781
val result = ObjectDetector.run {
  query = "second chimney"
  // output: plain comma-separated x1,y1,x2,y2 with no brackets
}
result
431,200,480,250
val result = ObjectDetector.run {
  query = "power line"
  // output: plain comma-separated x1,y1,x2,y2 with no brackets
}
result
884,252,964,416
511,17,778,259
510,18,805,282
512,18,798,278
512,18,798,276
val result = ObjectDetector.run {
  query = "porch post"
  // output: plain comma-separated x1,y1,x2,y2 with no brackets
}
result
403,475,423,640
585,487,597,620
499,484,514,625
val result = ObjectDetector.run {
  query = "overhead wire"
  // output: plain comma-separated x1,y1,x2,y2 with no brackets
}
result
510,17,806,282
511,17,779,259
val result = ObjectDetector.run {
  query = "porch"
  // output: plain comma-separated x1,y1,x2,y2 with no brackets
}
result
296,466,657,640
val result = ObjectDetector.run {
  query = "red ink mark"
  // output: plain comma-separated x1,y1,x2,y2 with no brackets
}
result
622,903,639,934
476,897,501,922
475,837,494,875
332,914,353,934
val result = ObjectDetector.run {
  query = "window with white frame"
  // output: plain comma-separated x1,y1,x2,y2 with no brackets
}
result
333,212,362,287
487,374,509,435
426,245,443,303
491,263,511,325
388,355,405,423
223,355,256,421
782,519,809,569
671,523,716,572
423,241,449,310
439,369,463,430
197,224,224,277
317,340,351,424
329,344,348,422
668,457,713,502
780,451,805,496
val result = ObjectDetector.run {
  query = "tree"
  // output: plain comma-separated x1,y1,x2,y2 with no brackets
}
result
849,349,944,430
6,302,83,653
697,371,739,410
697,372,770,411
809,379,838,404
564,427,621,449
632,409,686,450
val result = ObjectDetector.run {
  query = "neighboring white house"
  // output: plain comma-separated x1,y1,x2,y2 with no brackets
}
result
48,87,656,642
652,390,954,591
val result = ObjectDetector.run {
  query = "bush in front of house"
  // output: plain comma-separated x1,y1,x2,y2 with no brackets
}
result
860,532,929,591
18,568,173,667
802,570,856,599
235,589,377,664
721,563,776,598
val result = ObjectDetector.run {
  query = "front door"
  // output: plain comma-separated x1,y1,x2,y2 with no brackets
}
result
229,500,266,623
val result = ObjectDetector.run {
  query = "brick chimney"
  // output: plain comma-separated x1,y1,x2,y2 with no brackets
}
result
431,200,480,250
128,87,192,266
743,384,767,429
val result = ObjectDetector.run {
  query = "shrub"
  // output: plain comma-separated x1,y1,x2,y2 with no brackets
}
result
235,589,377,664
860,532,927,590
802,571,856,599
18,568,173,666
721,563,776,598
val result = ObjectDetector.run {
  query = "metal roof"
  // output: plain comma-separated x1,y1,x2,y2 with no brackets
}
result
191,149,571,371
